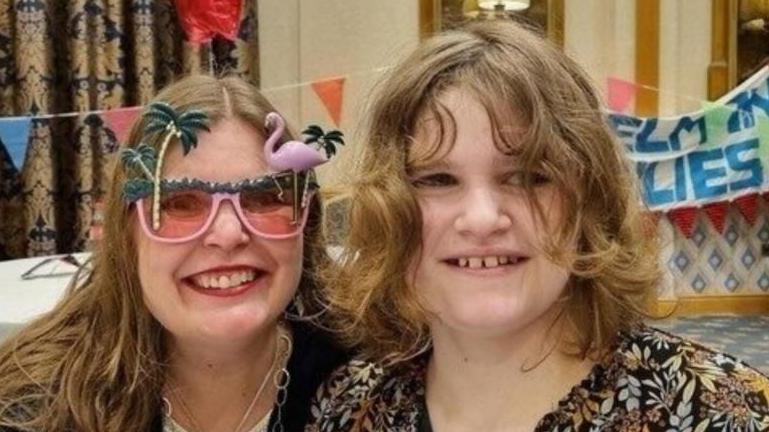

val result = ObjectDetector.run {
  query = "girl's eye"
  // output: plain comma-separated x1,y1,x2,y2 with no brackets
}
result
410,173,457,188
505,171,550,187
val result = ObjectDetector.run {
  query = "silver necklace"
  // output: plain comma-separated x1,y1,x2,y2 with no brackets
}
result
163,325,292,432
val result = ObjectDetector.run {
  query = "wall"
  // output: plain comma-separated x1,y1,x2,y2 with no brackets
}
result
564,0,636,105
659,1,712,115
258,0,420,185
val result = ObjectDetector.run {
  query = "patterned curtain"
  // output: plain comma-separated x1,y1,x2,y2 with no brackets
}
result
0,0,259,260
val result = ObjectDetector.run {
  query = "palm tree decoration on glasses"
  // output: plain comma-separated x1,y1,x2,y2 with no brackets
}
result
120,143,156,201
142,102,210,230
302,125,345,159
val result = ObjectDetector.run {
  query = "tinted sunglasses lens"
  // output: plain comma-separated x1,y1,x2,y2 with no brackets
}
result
239,187,303,235
143,190,212,239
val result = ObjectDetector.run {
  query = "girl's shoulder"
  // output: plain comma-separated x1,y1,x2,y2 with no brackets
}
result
540,325,769,430
622,324,769,382
601,325,769,428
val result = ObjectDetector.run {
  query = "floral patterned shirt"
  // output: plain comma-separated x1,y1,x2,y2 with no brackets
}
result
307,326,769,431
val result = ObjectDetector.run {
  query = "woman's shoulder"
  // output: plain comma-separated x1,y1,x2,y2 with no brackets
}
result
288,319,349,378
307,355,426,432
280,320,351,432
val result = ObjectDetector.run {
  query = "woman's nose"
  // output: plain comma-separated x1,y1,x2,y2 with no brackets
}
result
202,200,250,250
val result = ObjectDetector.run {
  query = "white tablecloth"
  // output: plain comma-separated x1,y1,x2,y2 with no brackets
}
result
0,254,90,332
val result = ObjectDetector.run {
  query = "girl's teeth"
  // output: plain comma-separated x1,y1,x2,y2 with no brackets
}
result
455,256,519,268
218,275,230,288
483,256,499,268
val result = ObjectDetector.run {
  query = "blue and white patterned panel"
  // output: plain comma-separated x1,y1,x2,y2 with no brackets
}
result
664,201,769,297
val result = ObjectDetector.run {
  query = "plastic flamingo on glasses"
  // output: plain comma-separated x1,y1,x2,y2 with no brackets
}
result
263,112,344,172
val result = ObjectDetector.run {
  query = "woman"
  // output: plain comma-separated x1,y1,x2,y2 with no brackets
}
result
310,21,769,431
0,74,346,432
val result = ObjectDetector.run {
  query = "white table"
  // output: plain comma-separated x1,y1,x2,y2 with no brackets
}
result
0,253,90,339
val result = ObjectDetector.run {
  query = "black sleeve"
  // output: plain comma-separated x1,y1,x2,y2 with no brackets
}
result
271,320,350,432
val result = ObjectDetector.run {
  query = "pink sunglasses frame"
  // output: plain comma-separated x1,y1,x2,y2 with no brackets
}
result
135,190,315,243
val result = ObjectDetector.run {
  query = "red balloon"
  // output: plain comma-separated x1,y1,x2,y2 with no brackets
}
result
175,0,243,44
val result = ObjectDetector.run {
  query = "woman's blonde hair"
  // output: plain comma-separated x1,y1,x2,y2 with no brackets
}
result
0,74,325,431
322,20,661,363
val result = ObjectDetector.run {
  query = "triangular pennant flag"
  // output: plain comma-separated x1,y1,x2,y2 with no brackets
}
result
734,194,759,225
0,117,33,172
102,107,142,145
667,207,698,237
701,101,733,148
702,202,728,233
606,77,636,112
311,77,345,126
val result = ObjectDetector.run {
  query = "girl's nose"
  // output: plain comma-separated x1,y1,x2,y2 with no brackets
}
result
453,188,513,238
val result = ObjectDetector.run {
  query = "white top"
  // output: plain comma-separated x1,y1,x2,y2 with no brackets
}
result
163,410,272,432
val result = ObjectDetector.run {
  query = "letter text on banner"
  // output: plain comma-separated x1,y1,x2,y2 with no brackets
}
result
609,66,769,212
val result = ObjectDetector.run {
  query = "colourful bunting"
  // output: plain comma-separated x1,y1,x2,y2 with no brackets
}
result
734,194,759,225
606,77,636,112
0,117,33,172
667,207,698,237
702,202,728,233
103,107,142,145
311,77,345,127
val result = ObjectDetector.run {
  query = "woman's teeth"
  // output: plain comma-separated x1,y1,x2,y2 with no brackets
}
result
192,271,257,289
455,256,519,269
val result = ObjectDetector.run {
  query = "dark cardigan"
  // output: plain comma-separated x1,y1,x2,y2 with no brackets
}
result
150,319,347,432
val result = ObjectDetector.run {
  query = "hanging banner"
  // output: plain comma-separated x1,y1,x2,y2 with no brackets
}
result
610,66,769,212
